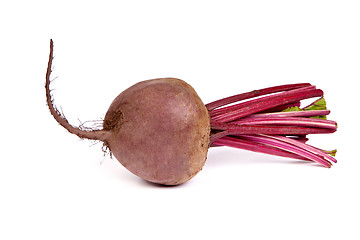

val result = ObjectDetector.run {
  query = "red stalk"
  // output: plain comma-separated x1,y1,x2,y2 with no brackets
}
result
213,87,323,122
209,85,316,118
232,117,337,130
258,102,301,113
263,135,337,163
237,135,332,167
246,110,331,118
207,83,337,167
214,136,309,161
206,83,311,111
210,120,336,135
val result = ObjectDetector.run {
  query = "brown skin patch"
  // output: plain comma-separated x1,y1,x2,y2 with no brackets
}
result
104,78,210,185
103,110,123,131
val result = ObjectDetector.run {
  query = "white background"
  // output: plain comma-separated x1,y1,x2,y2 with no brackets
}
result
1,1,359,239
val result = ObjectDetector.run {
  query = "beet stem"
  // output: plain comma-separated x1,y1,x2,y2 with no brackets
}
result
238,135,332,167
233,117,337,130
212,87,324,122
209,85,316,118
206,83,312,111
263,135,337,163
246,110,331,118
207,82,337,167
213,136,309,161
45,39,111,142
210,120,336,135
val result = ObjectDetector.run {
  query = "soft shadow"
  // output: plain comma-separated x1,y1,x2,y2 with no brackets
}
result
135,178,191,188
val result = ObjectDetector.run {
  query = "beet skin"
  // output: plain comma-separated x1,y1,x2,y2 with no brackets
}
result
103,78,210,185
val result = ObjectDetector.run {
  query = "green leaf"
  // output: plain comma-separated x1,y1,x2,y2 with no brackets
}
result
324,149,337,157
304,97,327,119
281,106,303,112
330,150,337,157
304,97,327,111
280,98,328,119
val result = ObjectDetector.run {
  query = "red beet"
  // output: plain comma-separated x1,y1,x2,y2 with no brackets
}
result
46,40,337,185
102,78,210,185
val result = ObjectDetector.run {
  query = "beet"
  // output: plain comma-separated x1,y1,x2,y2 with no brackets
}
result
102,78,210,185
46,40,337,186
46,40,210,185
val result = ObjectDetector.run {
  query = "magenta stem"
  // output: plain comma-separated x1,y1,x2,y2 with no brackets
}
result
233,117,337,130
259,102,301,113
246,110,331,118
210,120,336,135
214,136,309,161
207,83,337,167
209,85,316,117
238,135,332,167
263,135,337,163
212,87,324,122
206,83,311,111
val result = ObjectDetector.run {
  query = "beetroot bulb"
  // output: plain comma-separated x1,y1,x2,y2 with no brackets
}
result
46,40,338,185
